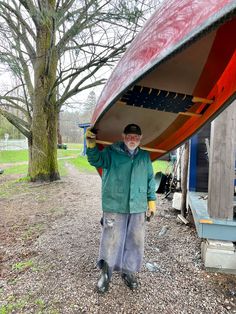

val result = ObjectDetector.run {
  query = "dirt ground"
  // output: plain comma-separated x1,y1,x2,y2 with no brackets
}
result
1,163,236,314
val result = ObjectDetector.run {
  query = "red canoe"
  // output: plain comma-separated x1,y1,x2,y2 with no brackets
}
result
91,0,236,160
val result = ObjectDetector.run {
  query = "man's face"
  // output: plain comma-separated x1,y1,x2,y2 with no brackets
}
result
123,133,142,150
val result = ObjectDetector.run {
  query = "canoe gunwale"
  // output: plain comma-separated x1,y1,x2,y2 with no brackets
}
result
93,5,236,127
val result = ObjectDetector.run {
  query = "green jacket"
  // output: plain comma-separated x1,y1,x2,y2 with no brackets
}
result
86,141,156,214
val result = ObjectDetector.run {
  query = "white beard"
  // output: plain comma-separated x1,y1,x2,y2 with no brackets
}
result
126,141,139,151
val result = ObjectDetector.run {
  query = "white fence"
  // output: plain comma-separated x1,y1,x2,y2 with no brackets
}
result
0,139,28,150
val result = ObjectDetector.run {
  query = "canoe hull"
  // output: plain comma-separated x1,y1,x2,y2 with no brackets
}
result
92,0,236,159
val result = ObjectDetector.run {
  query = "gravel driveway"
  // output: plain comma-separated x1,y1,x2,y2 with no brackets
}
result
1,164,236,313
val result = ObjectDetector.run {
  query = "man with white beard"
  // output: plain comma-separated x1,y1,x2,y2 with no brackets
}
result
86,124,156,293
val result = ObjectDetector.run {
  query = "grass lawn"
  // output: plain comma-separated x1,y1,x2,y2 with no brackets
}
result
0,145,93,176
0,145,171,176
152,160,172,174
66,143,83,149
1,159,69,176
0,146,82,164
0,150,28,163
67,156,95,172
3,163,29,175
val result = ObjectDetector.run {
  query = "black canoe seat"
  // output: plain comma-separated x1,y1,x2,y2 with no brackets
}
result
121,85,196,114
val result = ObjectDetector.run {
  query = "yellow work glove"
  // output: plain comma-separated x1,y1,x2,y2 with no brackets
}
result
146,200,156,221
85,127,96,149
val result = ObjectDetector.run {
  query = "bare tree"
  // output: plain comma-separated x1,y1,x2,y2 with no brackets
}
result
79,90,96,122
0,0,159,181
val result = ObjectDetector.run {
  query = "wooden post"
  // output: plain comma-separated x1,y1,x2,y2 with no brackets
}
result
208,101,236,219
180,141,190,218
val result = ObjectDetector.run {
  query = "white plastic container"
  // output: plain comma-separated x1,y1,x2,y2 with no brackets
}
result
172,192,182,210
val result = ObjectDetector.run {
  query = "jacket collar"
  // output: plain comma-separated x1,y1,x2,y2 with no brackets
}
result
110,141,139,157
122,142,139,157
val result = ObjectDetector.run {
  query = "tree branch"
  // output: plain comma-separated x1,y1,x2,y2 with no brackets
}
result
0,1,36,40
0,107,31,138
0,95,31,119
18,0,39,28
57,78,105,108
56,0,110,53
16,38,34,104
0,9,36,63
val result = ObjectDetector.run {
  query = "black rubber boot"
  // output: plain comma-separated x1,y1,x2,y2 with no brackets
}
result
121,272,138,290
96,261,110,293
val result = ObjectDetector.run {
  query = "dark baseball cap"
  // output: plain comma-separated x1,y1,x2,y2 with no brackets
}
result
123,124,142,135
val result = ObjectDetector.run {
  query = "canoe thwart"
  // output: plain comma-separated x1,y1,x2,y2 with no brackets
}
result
178,112,202,117
192,96,213,104
95,140,166,153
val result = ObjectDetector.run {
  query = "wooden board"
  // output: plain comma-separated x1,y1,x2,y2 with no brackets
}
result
91,0,236,160
208,102,236,219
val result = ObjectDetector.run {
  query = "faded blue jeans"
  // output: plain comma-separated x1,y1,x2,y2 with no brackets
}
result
97,212,146,278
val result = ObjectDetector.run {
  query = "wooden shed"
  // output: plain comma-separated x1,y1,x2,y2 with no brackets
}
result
188,101,236,242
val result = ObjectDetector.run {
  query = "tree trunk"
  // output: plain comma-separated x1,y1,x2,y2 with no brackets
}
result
57,113,62,145
28,136,32,177
30,3,60,181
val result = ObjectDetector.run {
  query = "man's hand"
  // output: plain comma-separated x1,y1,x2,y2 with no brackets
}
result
85,127,96,149
146,200,156,221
